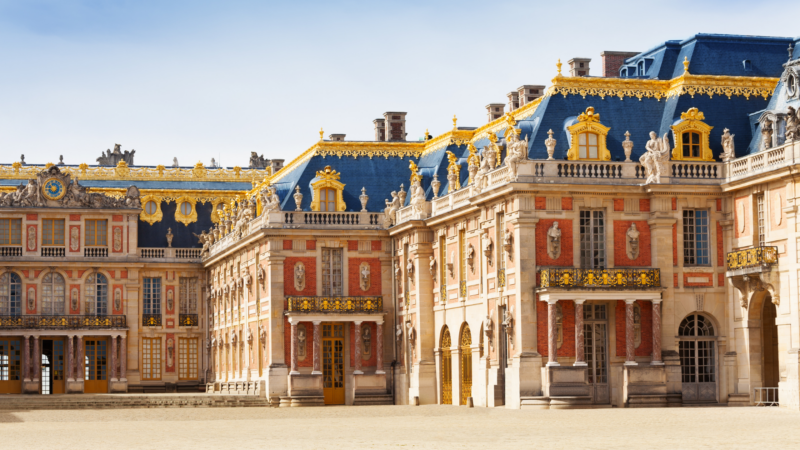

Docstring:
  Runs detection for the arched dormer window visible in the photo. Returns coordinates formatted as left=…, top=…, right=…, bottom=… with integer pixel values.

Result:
left=0, top=272, right=22, bottom=316
left=671, top=108, right=714, bottom=161
left=310, top=166, right=345, bottom=212
left=567, top=107, right=611, bottom=161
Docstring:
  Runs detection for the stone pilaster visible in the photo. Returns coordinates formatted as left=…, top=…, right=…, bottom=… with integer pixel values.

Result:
left=547, top=300, right=559, bottom=366
left=22, top=335, right=30, bottom=382
left=266, top=249, right=288, bottom=403
left=290, top=321, right=298, bottom=374
left=647, top=217, right=676, bottom=356
left=110, top=336, right=118, bottom=381
left=312, top=321, right=321, bottom=375
left=120, top=335, right=128, bottom=381
left=652, top=300, right=663, bottom=365
left=625, top=299, right=637, bottom=365
left=376, top=322, right=384, bottom=374
left=354, top=321, right=363, bottom=375
left=574, top=299, right=586, bottom=366
left=408, top=231, right=436, bottom=404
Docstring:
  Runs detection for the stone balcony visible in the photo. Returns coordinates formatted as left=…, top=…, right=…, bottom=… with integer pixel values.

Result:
left=726, top=246, right=778, bottom=277
left=0, top=315, right=127, bottom=330
left=538, top=268, right=661, bottom=289
left=139, top=247, right=202, bottom=262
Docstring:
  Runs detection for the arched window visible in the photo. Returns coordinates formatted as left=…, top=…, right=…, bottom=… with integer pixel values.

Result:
left=319, top=188, right=336, bottom=212
left=678, top=313, right=717, bottom=402
left=681, top=131, right=701, bottom=159
left=0, top=272, right=22, bottom=316
left=578, top=132, right=599, bottom=159
left=566, top=107, right=611, bottom=161
left=670, top=108, right=714, bottom=161
left=441, top=326, right=452, bottom=404
left=42, top=272, right=65, bottom=315
left=459, top=325, right=472, bottom=405
left=84, top=273, right=108, bottom=316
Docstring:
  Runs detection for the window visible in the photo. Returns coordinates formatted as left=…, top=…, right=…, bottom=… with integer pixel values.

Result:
left=179, top=277, right=198, bottom=314
left=144, top=201, right=158, bottom=215
left=41, top=272, right=65, bottom=315
left=459, top=229, right=466, bottom=297
left=180, top=202, right=192, bottom=216
left=0, top=339, right=21, bottom=381
left=681, top=131, right=701, bottom=159
left=321, top=248, right=343, bottom=296
left=85, top=219, right=107, bottom=247
left=0, top=219, right=21, bottom=245
left=678, top=313, right=716, bottom=384
left=141, top=337, right=161, bottom=381
left=42, top=219, right=65, bottom=246
left=580, top=210, right=606, bottom=268
left=0, top=272, right=22, bottom=316
left=756, top=194, right=766, bottom=247
left=143, top=278, right=162, bottom=315
left=84, top=273, right=108, bottom=315
left=578, top=132, right=599, bottom=159
left=320, top=188, right=336, bottom=212
left=683, top=210, right=709, bottom=265
left=179, top=337, right=198, bottom=380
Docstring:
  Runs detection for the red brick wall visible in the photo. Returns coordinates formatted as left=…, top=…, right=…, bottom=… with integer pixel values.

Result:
left=639, top=199, right=650, bottom=212
left=536, top=219, right=573, bottom=266
left=613, top=221, right=651, bottom=266
left=562, top=197, right=573, bottom=211
left=635, top=301, right=653, bottom=357
left=283, top=319, right=314, bottom=368
left=718, top=273, right=724, bottom=287
left=716, top=198, right=722, bottom=212
left=307, top=240, right=316, bottom=250
left=349, top=322, right=377, bottom=367
left=535, top=197, right=546, bottom=210
left=348, top=258, right=381, bottom=295
left=348, top=240, right=358, bottom=251
left=613, top=199, right=624, bottom=211
left=371, top=240, right=381, bottom=251
left=674, top=273, right=679, bottom=288
left=284, top=257, right=316, bottom=296
left=283, top=240, right=292, bottom=250
left=536, top=300, right=575, bottom=357
left=716, top=222, right=724, bottom=266
left=615, top=301, right=625, bottom=358
left=672, top=198, right=677, bottom=211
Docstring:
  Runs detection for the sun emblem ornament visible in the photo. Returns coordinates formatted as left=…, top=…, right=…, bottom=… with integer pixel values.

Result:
left=42, top=178, right=66, bottom=201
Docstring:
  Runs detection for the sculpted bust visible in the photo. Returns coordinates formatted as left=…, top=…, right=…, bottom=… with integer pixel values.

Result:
left=626, top=223, right=640, bottom=260
left=547, top=221, right=562, bottom=259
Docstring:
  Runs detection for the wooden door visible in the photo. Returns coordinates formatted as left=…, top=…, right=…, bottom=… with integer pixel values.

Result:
left=322, top=323, right=344, bottom=405
left=41, top=339, right=65, bottom=394
left=84, top=339, right=108, bottom=393
left=0, top=338, right=22, bottom=394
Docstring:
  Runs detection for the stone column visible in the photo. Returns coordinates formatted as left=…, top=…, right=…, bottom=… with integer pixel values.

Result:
left=120, top=335, right=128, bottom=380
left=312, top=321, right=322, bottom=375
left=22, top=335, right=30, bottom=381
left=110, top=336, right=118, bottom=381
left=574, top=299, right=587, bottom=366
left=354, top=321, right=363, bottom=375
left=547, top=300, right=559, bottom=366
left=33, top=336, right=40, bottom=382
left=290, top=321, right=299, bottom=374
left=376, top=321, right=385, bottom=374
left=76, top=336, right=84, bottom=380
left=651, top=300, right=664, bottom=365
left=625, top=299, right=637, bottom=366
left=66, top=335, right=74, bottom=381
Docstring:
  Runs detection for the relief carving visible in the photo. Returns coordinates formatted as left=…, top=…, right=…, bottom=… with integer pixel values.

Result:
left=27, top=287, right=35, bottom=312
left=297, top=324, right=307, bottom=360
left=27, top=226, right=35, bottom=251
left=114, top=288, right=122, bottom=312
left=294, top=262, right=306, bottom=292
left=359, top=262, right=371, bottom=291
left=166, top=337, right=175, bottom=368
left=362, top=326, right=372, bottom=359
left=70, top=227, right=79, bottom=251
left=113, top=227, right=122, bottom=252
left=626, top=223, right=641, bottom=260
left=547, top=222, right=562, bottom=260
left=70, top=288, right=79, bottom=312
left=166, top=288, right=174, bottom=312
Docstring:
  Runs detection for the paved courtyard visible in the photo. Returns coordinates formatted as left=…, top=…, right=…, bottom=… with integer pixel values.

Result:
left=0, top=405, right=797, bottom=449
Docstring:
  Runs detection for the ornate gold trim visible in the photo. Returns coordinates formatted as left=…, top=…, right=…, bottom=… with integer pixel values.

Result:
left=0, top=161, right=266, bottom=183
left=671, top=108, right=714, bottom=161
left=310, top=166, right=346, bottom=212
left=174, top=195, right=198, bottom=226
left=446, top=151, right=461, bottom=193
left=140, top=195, right=163, bottom=225
left=566, top=107, right=611, bottom=161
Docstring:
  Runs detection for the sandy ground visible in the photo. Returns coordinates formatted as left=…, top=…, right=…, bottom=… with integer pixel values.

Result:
left=0, top=405, right=798, bottom=449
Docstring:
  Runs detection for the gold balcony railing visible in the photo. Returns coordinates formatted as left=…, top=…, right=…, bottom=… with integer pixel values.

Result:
left=727, top=246, right=778, bottom=270
left=287, top=296, right=383, bottom=314
left=539, top=268, right=661, bottom=288
left=0, top=315, right=126, bottom=329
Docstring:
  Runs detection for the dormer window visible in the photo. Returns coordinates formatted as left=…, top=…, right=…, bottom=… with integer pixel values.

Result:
left=578, top=132, right=599, bottom=159
left=310, top=166, right=345, bottom=212
left=671, top=108, right=714, bottom=161
left=566, top=107, right=611, bottom=161
left=319, top=188, right=337, bottom=212
left=681, top=131, right=701, bottom=159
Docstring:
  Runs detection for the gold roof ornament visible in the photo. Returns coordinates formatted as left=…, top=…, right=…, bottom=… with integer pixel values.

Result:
left=577, top=106, right=601, bottom=123
left=319, top=128, right=324, bottom=141
left=505, top=114, right=520, bottom=135
left=409, top=160, right=422, bottom=184
left=115, top=160, right=130, bottom=178
left=557, top=59, right=562, bottom=76
left=683, top=56, right=690, bottom=74
left=452, top=115, right=458, bottom=130
left=680, top=107, right=705, bottom=121
left=315, top=165, right=341, bottom=181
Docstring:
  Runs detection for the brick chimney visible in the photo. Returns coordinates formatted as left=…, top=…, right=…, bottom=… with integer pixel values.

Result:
left=270, top=159, right=284, bottom=173
left=383, top=112, right=407, bottom=141
left=329, top=134, right=346, bottom=141
left=600, top=51, right=640, bottom=77
left=517, top=85, right=545, bottom=107
left=507, top=91, right=520, bottom=112
left=486, top=104, right=504, bottom=122
left=568, top=58, right=591, bottom=77
left=373, top=119, right=386, bottom=141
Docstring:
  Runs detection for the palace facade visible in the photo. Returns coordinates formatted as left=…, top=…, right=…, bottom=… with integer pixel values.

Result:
left=2, top=33, right=800, bottom=410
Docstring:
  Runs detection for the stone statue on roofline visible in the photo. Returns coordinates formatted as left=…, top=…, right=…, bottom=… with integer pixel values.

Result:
left=786, top=106, right=800, bottom=142
left=383, top=191, right=400, bottom=228
left=249, top=152, right=269, bottom=169
left=639, top=131, right=671, bottom=184
left=409, top=175, right=426, bottom=216
left=720, top=128, right=735, bottom=162
left=96, top=143, right=135, bottom=166
left=504, top=128, right=529, bottom=181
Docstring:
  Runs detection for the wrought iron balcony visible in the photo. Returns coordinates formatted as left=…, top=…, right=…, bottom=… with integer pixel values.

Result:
left=727, top=246, right=778, bottom=270
left=287, top=296, right=382, bottom=314
left=142, top=314, right=162, bottom=327
left=0, top=315, right=126, bottom=329
left=179, top=314, right=199, bottom=327
left=539, top=268, right=661, bottom=289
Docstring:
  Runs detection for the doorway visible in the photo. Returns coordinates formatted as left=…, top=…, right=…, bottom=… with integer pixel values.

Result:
left=322, top=323, right=344, bottom=405
left=762, top=299, right=779, bottom=389
left=84, top=338, right=108, bottom=394
left=584, top=304, right=609, bottom=404
left=679, top=313, right=717, bottom=402
left=41, top=339, right=65, bottom=394
left=440, top=326, right=452, bottom=404
left=0, top=338, right=22, bottom=394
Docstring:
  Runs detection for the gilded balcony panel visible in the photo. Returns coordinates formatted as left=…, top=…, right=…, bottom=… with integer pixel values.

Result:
left=287, top=296, right=382, bottom=314
left=0, top=315, right=126, bottom=329
left=726, top=246, right=778, bottom=271
left=539, top=268, right=661, bottom=289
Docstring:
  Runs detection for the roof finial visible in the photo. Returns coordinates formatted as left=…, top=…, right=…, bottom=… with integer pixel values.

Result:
left=683, top=56, right=690, bottom=73
left=557, top=59, right=562, bottom=76
left=452, top=115, right=457, bottom=130
left=319, top=128, right=324, bottom=141
left=425, top=128, right=429, bottom=141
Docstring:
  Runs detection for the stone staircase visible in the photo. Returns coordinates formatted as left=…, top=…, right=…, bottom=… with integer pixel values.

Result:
left=0, top=394, right=271, bottom=410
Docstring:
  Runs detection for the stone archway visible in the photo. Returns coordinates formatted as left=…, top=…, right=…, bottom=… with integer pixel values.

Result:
left=762, top=296, right=779, bottom=389
left=745, top=288, right=778, bottom=393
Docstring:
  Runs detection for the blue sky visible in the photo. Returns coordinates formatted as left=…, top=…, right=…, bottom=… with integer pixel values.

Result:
left=0, top=0, right=798, bottom=167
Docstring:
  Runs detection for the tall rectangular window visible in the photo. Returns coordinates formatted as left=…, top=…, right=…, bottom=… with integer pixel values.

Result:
left=42, top=219, right=65, bottom=246
left=143, top=278, right=162, bottom=315
left=496, top=213, right=505, bottom=272
left=321, top=248, right=343, bottom=296
left=0, top=219, right=22, bottom=245
left=580, top=210, right=605, bottom=268
left=179, top=277, right=198, bottom=314
left=439, top=234, right=447, bottom=300
left=756, top=194, right=766, bottom=247
left=179, top=337, right=198, bottom=380
left=683, top=210, right=709, bottom=265
left=459, top=229, right=466, bottom=297
left=141, top=337, right=161, bottom=381
left=85, top=219, right=107, bottom=246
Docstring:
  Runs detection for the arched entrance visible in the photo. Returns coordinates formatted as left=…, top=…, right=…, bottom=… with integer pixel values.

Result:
left=459, top=325, right=472, bottom=405
left=762, top=297, right=779, bottom=389
left=678, top=313, right=717, bottom=403
left=440, top=327, right=452, bottom=404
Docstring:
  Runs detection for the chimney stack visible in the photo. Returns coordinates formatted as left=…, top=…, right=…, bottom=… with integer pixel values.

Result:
left=486, top=104, right=505, bottom=122
left=568, top=58, right=591, bottom=77
left=507, top=91, right=520, bottom=112
left=329, top=134, right=346, bottom=141
left=383, top=112, right=407, bottom=141
left=373, top=119, right=386, bottom=141
left=600, top=51, right=640, bottom=77
left=517, top=85, right=545, bottom=107
left=270, top=159, right=284, bottom=174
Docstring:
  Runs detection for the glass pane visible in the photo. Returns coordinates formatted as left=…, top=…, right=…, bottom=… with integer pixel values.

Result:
left=579, top=134, right=586, bottom=145
left=588, top=133, right=597, bottom=145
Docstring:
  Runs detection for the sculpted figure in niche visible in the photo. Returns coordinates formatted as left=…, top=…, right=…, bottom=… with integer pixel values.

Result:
left=167, top=338, right=175, bottom=368
left=484, top=313, right=494, bottom=351
left=633, top=304, right=642, bottom=348
left=429, top=256, right=436, bottom=279
left=360, top=262, right=371, bottom=291
left=362, top=326, right=372, bottom=359
left=547, top=222, right=561, bottom=259
left=626, top=223, right=641, bottom=260
left=504, top=129, right=529, bottom=181
left=114, top=288, right=121, bottom=312
left=27, top=287, right=35, bottom=312
left=762, top=121, right=773, bottom=150
left=640, top=131, right=670, bottom=184
left=294, top=262, right=306, bottom=292
left=787, top=106, right=799, bottom=141
left=297, top=324, right=307, bottom=359
left=383, top=191, right=400, bottom=228
left=406, top=259, right=414, bottom=281
left=720, top=128, right=736, bottom=162
left=71, top=288, right=79, bottom=312
left=167, top=289, right=174, bottom=312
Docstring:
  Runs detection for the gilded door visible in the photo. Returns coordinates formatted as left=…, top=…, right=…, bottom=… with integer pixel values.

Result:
left=84, top=339, right=108, bottom=393
left=584, top=304, right=609, bottom=404
left=441, top=328, right=452, bottom=404
left=41, top=339, right=65, bottom=394
left=459, top=325, right=472, bottom=405
left=322, top=323, right=344, bottom=405
left=0, top=338, right=22, bottom=394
